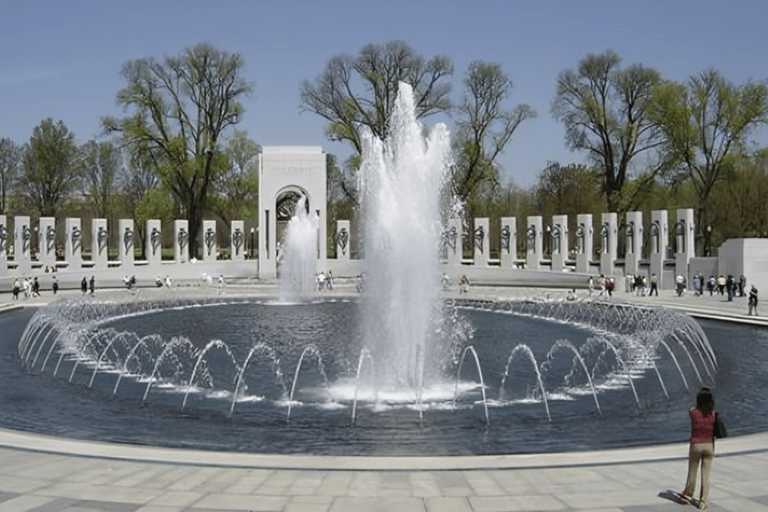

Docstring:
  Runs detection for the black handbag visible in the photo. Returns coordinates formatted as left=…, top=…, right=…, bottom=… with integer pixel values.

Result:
left=713, top=413, right=727, bottom=438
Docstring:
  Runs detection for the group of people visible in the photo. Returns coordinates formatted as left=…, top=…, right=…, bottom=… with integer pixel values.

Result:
left=625, top=274, right=659, bottom=296
left=11, top=276, right=43, bottom=299
left=705, top=274, right=747, bottom=301
left=690, top=273, right=758, bottom=315
left=153, top=275, right=173, bottom=288
left=588, top=274, right=616, bottom=296
left=316, top=271, right=333, bottom=291
left=80, top=276, right=95, bottom=295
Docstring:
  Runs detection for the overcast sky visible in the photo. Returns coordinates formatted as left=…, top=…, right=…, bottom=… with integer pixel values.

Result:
left=2, top=0, right=766, bottom=188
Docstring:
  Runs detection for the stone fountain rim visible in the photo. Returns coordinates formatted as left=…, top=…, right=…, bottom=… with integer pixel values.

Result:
left=6, top=290, right=767, bottom=470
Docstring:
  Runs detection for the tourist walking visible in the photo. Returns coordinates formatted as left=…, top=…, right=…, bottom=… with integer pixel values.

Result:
left=748, top=286, right=759, bottom=316
left=89, top=276, right=95, bottom=295
left=81, top=277, right=88, bottom=295
left=693, top=272, right=702, bottom=296
left=12, top=278, right=20, bottom=300
left=676, top=275, right=686, bottom=297
left=717, top=275, right=726, bottom=295
left=52, top=276, right=58, bottom=294
left=649, top=274, right=658, bottom=296
left=680, top=387, right=719, bottom=509
left=459, top=274, right=470, bottom=294
left=707, top=276, right=715, bottom=296
left=726, top=275, right=734, bottom=302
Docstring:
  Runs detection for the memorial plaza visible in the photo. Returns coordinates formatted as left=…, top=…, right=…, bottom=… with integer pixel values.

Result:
left=1, top=281, right=767, bottom=512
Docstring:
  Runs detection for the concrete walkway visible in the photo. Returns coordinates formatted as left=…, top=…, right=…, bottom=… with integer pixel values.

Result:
left=1, top=283, right=767, bottom=511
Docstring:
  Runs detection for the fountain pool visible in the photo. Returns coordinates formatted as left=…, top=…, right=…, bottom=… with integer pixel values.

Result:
left=9, top=294, right=767, bottom=456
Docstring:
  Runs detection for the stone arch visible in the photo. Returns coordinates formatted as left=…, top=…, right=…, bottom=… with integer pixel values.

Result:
left=257, top=146, right=327, bottom=279
left=275, top=186, right=311, bottom=221
left=274, top=186, right=313, bottom=253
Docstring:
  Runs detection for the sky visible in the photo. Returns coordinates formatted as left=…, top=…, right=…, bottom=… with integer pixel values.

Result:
left=2, top=0, right=766, bottom=188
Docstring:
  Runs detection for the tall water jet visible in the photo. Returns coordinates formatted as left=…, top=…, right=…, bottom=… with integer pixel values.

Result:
left=359, top=82, right=451, bottom=391
left=279, top=196, right=319, bottom=302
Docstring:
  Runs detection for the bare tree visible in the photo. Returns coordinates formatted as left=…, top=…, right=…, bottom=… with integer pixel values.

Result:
left=300, top=40, right=453, bottom=203
left=552, top=50, right=665, bottom=213
left=81, top=140, right=121, bottom=218
left=104, top=43, right=252, bottom=257
left=0, top=138, right=21, bottom=213
left=453, top=60, right=536, bottom=207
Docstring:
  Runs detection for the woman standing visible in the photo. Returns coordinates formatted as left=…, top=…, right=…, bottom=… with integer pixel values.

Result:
left=680, top=387, right=717, bottom=509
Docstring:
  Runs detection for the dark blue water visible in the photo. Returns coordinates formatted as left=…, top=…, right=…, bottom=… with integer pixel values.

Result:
left=3, top=300, right=766, bottom=455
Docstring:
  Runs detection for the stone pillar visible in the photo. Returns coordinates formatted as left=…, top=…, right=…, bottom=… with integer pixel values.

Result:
left=443, top=219, right=462, bottom=266
left=0, top=215, right=7, bottom=276
left=500, top=217, right=516, bottom=268
left=599, top=213, right=618, bottom=276
left=315, top=207, right=327, bottom=270
left=65, top=217, right=82, bottom=269
left=201, top=220, right=217, bottom=262
left=119, top=219, right=135, bottom=268
left=675, top=208, right=695, bottom=281
left=259, top=206, right=275, bottom=279
left=231, top=221, right=245, bottom=261
left=91, top=219, right=109, bottom=270
left=472, top=218, right=489, bottom=266
left=575, top=214, right=593, bottom=274
left=550, top=215, right=568, bottom=271
left=336, top=220, right=351, bottom=261
left=649, top=210, right=668, bottom=289
left=146, top=220, right=162, bottom=267
left=39, top=217, right=56, bottom=269
left=174, top=220, right=189, bottom=263
left=625, top=211, right=643, bottom=277
left=526, top=216, right=543, bottom=270
left=13, top=216, right=32, bottom=274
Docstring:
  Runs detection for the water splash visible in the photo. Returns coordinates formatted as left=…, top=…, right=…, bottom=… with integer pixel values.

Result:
left=279, top=196, right=319, bottom=303
left=359, top=82, right=451, bottom=394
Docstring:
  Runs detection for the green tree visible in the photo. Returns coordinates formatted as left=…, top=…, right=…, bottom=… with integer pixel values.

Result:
left=326, top=153, right=357, bottom=257
left=300, top=40, right=453, bottom=203
left=651, top=69, right=768, bottom=252
left=534, top=161, right=602, bottom=218
left=552, top=50, right=665, bottom=214
left=20, top=119, right=81, bottom=216
left=452, top=61, right=536, bottom=208
left=0, top=138, right=22, bottom=214
left=209, top=129, right=260, bottom=229
left=708, top=150, right=768, bottom=245
left=104, top=43, right=253, bottom=257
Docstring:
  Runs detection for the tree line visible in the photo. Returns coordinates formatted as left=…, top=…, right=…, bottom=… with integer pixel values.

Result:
left=0, top=42, right=765, bottom=259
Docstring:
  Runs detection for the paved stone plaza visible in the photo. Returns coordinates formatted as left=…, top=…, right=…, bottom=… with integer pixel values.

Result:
left=1, top=284, right=767, bottom=512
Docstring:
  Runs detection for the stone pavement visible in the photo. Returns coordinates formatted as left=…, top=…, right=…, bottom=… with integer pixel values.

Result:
left=1, top=283, right=767, bottom=512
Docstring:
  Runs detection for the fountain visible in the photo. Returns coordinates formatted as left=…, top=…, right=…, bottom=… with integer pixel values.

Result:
left=278, top=196, right=318, bottom=303
left=356, top=82, right=451, bottom=404
left=6, top=83, right=754, bottom=456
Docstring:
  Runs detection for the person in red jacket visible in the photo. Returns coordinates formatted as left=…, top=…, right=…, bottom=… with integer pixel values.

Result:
left=680, top=387, right=717, bottom=509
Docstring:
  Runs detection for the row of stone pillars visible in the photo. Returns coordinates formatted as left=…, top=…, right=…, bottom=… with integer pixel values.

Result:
left=0, top=215, right=250, bottom=276
left=433, top=208, right=696, bottom=286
